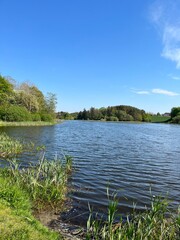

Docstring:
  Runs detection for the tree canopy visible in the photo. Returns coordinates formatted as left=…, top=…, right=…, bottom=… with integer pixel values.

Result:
left=170, top=107, right=180, bottom=123
left=0, top=75, right=57, bottom=122
left=75, top=105, right=151, bottom=122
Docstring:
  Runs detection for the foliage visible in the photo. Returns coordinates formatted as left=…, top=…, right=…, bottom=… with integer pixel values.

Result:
left=0, top=132, right=23, bottom=158
left=171, top=115, right=180, bottom=124
left=170, top=107, right=180, bottom=118
left=44, top=92, right=57, bottom=116
left=106, top=116, right=119, bottom=121
left=0, top=105, right=32, bottom=122
left=3, top=153, right=73, bottom=210
left=0, top=75, right=57, bottom=122
left=86, top=193, right=180, bottom=240
left=31, top=113, right=41, bottom=121
left=57, top=111, right=76, bottom=120
left=170, top=107, right=180, bottom=123
left=40, top=113, right=54, bottom=122
left=76, top=105, right=149, bottom=122
left=0, top=75, right=14, bottom=105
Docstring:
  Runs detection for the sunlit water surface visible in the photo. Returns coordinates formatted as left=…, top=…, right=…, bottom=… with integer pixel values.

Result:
left=1, top=121, right=180, bottom=225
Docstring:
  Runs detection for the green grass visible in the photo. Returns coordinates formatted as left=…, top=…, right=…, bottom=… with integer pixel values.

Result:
left=2, top=154, right=73, bottom=211
left=86, top=193, right=180, bottom=240
left=0, top=155, right=72, bottom=239
left=0, top=132, right=73, bottom=239
left=0, top=175, right=60, bottom=240
left=0, top=121, right=56, bottom=127
left=150, top=115, right=171, bottom=123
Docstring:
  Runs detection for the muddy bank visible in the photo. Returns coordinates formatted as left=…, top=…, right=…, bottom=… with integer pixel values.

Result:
left=35, top=209, right=86, bottom=240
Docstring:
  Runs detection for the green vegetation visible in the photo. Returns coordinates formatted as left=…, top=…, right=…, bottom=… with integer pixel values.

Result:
left=56, top=111, right=75, bottom=120
left=150, top=115, right=171, bottom=123
left=86, top=192, right=180, bottom=240
left=2, top=154, right=72, bottom=211
left=0, top=75, right=57, bottom=122
left=170, top=107, right=180, bottom=123
left=0, top=133, right=23, bottom=158
left=0, top=132, right=72, bottom=239
left=0, top=175, right=60, bottom=240
left=0, top=133, right=180, bottom=239
left=0, top=121, right=56, bottom=127
left=74, top=105, right=151, bottom=122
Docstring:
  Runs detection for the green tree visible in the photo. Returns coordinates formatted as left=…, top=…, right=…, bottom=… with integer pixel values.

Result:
left=171, top=107, right=180, bottom=118
left=45, top=92, right=57, bottom=115
left=30, top=86, right=46, bottom=112
left=0, top=75, right=14, bottom=104
left=15, top=90, right=39, bottom=112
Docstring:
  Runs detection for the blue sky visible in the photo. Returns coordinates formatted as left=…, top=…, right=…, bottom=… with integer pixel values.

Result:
left=0, top=0, right=180, bottom=113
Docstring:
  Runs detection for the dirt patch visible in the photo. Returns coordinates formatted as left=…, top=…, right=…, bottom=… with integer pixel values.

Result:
left=34, top=209, right=86, bottom=240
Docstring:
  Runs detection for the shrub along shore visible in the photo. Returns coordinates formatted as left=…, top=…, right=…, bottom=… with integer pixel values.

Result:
left=0, top=133, right=179, bottom=239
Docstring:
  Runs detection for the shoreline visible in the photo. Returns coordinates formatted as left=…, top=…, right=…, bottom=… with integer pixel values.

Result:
left=0, top=120, right=64, bottom=127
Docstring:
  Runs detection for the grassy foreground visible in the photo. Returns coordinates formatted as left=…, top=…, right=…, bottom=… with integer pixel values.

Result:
left=0, top=155, right=72, bottom=239
left=0, top=175, right=60, bottom=240
left=0, top=132, right=72, bottom=239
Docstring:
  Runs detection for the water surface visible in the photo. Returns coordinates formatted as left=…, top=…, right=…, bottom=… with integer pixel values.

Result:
left=1, top=121, right=180, bottom=225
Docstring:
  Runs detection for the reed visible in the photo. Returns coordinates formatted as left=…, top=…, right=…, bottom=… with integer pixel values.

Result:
left=0, top=132, right=36, bottom=158
left=0, top=132, right=23, bottom=158
left=2, top=153, right=73, bottom=211
left=86, top=193, right=180, bottom=240
left=0, top=121, right=56, bottom=127
left=0, top=133, right=72, bottom=239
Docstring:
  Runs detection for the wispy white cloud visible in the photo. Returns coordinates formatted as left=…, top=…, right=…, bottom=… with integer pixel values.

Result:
left=150, top=0, right=180, bottom=68
left=152, top=88, right=179, bottom=96
left=169, top=74, right=180, bottom=80
left=131, top=88, right=150, bottom=95
left=135, top=90, right=150, bottom=95
left=132, top=87, right=179, bottom=96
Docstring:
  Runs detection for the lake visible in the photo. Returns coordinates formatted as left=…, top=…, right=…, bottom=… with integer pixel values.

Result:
left=1, top=121, right=180, bottom=226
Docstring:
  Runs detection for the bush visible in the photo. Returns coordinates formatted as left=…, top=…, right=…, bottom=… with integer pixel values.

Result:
left=171, top=115, right=180, bottom=124
left=0, top=105, right=32, bottom=122
left=31, top=113, right=41, bottom=121
left=40, top=113, right=53, bottom=122
left=106, top=116, right=119, bottom=121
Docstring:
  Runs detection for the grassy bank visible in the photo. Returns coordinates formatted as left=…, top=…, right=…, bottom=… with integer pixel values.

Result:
left=0, top=121, right=57, bottom=127
left=150, top=115, right=171, bottom=123
left=0, top=132, right=72, bottom=239
left=0, top=174, right=60, bottom=240
left=0, top=155, right=72, bottom=239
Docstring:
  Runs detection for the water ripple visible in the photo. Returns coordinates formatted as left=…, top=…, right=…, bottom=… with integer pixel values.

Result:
left=2, top=121, right=180, bottom=225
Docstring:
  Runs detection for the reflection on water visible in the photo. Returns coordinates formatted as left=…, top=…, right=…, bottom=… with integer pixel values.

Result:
left=1, top=121, right=180, bottom=225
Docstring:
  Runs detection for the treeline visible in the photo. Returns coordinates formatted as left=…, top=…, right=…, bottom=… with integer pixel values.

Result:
left=0, top=75, right=57, bottom=122
left=75, top=105, right=151, bottom=122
